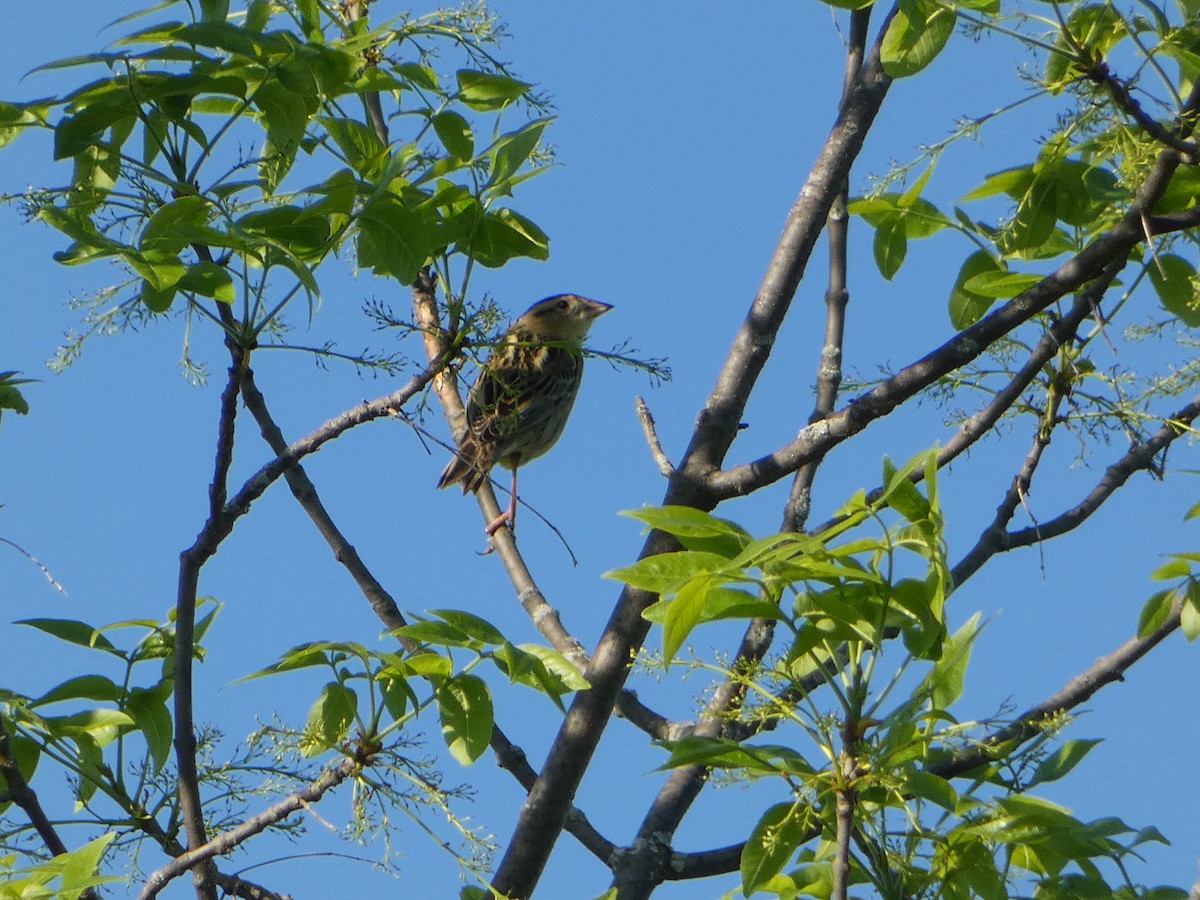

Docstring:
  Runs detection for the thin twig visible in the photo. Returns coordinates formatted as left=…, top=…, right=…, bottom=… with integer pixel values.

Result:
left=635, top=396, right=675, bottom=477
left=239, top=368, right=414, bottom=644
left=138, top=759, right=358, bottom=899
left=952, top=391, right=1200, bottom=585
left=0, top=536, right=67, bottom=594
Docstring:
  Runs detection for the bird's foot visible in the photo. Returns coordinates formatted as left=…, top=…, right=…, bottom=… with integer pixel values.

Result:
left=483, top=511, right=513, bottom=537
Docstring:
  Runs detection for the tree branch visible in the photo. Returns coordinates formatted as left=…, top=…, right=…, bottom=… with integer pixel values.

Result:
left=928, top=595, right=1183, bottom=779
left=635, top=396, right=676, bottom=478
left=138, top=758, right=358, bottom=900
left=492, top=12, right=898, bottom=898
left=239, top=368, right=415, bottom=643
left=952, top=391, right=1200, bottom=585
left=175, top=351, right=247, bottom=900
left=707, top=146, right=1184, bottom=501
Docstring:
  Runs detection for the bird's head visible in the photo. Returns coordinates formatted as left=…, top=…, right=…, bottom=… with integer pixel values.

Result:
left=512, top=294, right=612, bottom=343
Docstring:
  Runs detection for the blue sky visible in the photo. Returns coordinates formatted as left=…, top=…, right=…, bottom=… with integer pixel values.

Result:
left=2, top=2, right=1198, bottom=897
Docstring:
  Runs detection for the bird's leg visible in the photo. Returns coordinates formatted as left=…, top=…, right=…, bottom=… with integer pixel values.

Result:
left=484, top=466, right=519, bottom=536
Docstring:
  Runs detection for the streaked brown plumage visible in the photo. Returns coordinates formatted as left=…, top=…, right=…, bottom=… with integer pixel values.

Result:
left=438, top=294, right=612, bottom=534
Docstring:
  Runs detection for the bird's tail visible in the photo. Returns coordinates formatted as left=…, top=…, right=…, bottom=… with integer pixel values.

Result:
left=437, top=439, right=491, bottom=493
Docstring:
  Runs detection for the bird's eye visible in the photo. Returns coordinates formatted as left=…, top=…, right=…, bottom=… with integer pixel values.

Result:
left=556, top=299, right=570, bottom=310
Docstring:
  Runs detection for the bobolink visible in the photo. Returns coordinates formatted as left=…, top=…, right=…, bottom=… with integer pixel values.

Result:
left=438, top=294, right=613, bottom=535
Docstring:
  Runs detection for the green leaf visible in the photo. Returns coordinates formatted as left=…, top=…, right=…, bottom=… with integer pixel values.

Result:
left=1148, top=254, right=1200, bottom=327
left=662, top=576, right=710, bottom=664
left=31, top=675, right=123, bottom=708
left=1181, top=591, right=1200, bottom=641
left=1137, top=589, right=1175, bottom=637
left=661, top=737, right=813, bottom=775
left=604, top=550, right=731, bottom=593
left=456, top=69, right=530, bottom=111
left=356, top=195, right=433, bottom=284
left=873, top=214, right=907, bottom=280
left=200, top=0, right=231, bottom=22
left=253, top=79, right=313, bottom=151
left=741, top=802, right=808, bottom=895
left=432, top=110, right=475, bottom=161
left=319, top=114, right=387, bottom=175
left=1028, top=739, right=1102, bottom=787
left=620, top=505, right=752, bottom=557
left=459, top=207, right=549, bottom=267
left=1051, top=160, right=1119, bottom=226
left=906, top=771, right=959, bottom=811
left=491, top=642, right=580, bottom=709
left=961, top=270, right=1044, bottom=299
left=1004, top=180, right=1059, bottom=254
left=880, top=0, right=955, bottom=78
left=487, top=118, right=549, bottom=187
left=948, top=250, right=1005, bottom=329
left=53, top=94, right=135, bottom=160
left=0, top=100, right=48, bottom=149
left=927, top=612, right=980, bottom=709
left=880, top=455, right=931, bottom=522
left=0, top=371, right=32, bottom=421
left=397, top=651, right=453, bottom=679
left=297, top=0, right=321, bottom=37
left=300, top=682, right=357, bottom=756
left=246, top=0, right=272, bottom=31
left=125, top=687, right=174, bottom=774
left=237, top=204, right=331, bottom=260
left=16, top=619, right=120, bottom=655
left=429, top=609, right=506, bottom=645
left=124, top=248, right=186, bottom=294
left=961, top=165, right=1035, bottom=202
left=514, top=643, right=589, bottom=692
left=239, top=642, right=332, bottom=680
left=394, top=619, right=475, bottom=648
left=140, top=196, right=211, bottom=253
left=58, top=833, right=119, bottom=898
left=437, top=674, right=493, bottom=765
left=644, top=587, right=779, bottom=626
left=1151, top=557, right=1192, bottom=581
left=178, top=261, right=234, bottom=303
left=47, top=708, right=136, bottom=740
left=377, top=670, right=416, bottom=723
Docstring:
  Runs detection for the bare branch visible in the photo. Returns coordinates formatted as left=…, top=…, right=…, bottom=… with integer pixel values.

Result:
left=635, top=396, right=676, bottom=478
left=489, top=725, right=617, bottom=864
left=175, top=352, right=247, bottom=900
left=951, top=364, right=1071, bottom=585
left=343, top=0, right=389, bottom=145
left=928, top=595, right=1183, bottom=779
left=138, top=758, right=358, bottom=899
left=707, top=146, right=1185, bottom=502
left=240, top=368, right=414, bottom=643
left=952, top=391, right=1200, bottom=585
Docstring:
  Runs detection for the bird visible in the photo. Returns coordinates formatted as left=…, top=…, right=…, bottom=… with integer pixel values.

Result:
left=437, top=294, right=613, bottom=536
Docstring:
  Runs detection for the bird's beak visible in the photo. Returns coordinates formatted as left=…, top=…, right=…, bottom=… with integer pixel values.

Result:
left=582, top=299, right=613, bottom=319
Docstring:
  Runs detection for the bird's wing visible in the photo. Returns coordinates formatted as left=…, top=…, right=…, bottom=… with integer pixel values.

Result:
left=467, top=345, right=580, bottom=447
